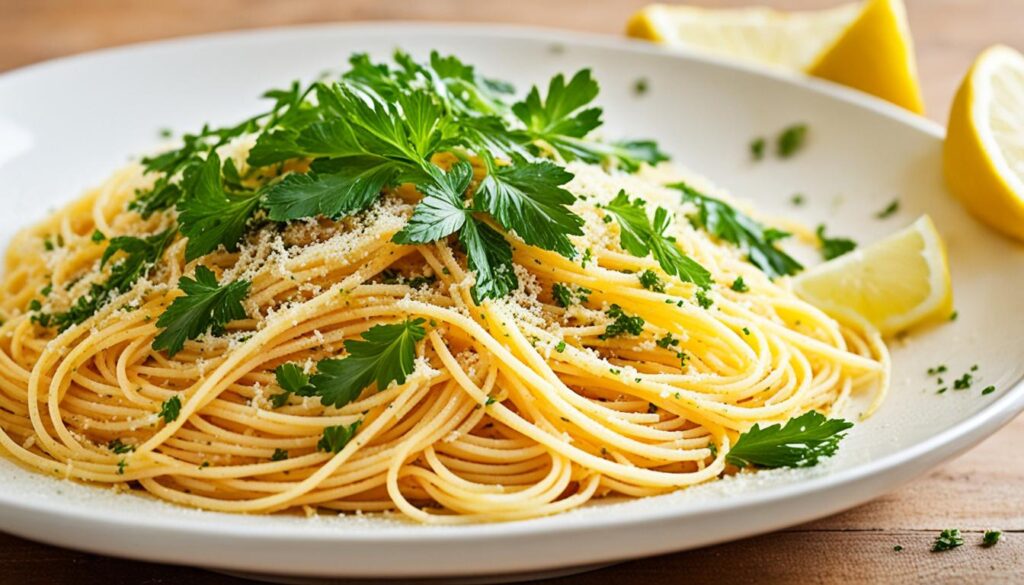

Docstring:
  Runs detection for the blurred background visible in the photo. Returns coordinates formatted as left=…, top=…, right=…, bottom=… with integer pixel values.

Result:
left=2, top=0, right=1022, bottom=121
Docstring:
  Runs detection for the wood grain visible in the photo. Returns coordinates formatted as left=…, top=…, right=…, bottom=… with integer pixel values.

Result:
left=0, top=0, right=1023, bottom=583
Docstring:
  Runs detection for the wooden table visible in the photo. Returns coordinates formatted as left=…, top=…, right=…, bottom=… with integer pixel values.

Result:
left=1, top=1, right=1022, bottom=582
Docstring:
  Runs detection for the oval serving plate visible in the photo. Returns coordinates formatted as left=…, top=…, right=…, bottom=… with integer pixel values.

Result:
left=0, top=23, right=1022, bottom=582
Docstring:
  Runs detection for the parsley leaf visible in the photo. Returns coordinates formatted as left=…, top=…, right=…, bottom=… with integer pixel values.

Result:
left=270, top=363, right=317, bottom=407
left=816, top=225, right=857, bottom=260
left=263, top=156, right=403, bottom=222
left=875, top=199, right=900, bottom=219
left=152, top=266, right=251, bottom=356
left=675, top=182, right=802, bottom=278
left=176, top=153, right=261, bottom=261
left=392, top=162, right=474, bottom=244
left=271, top=448, right=289, bottom=461
left=308, top=318, right=426, bottom=408
left=475, top=160, right=583, bottom=257
left=459, top=218, right=517, bottom=303
left=159, top=395, right=182, bottom=424
left=318, top=420, right=362, bottom=454
left=511, top=69, right=666, bottom=170
left=731, top=276, right=749, bottom=292
left=725, top=411, right=853, bottom=469
left=107, top=438, right=135, bottom=454
left=604, top=191, right=712, bottom=286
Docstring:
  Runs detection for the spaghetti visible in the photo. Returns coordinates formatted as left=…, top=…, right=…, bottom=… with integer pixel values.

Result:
left=0, top=52, right=888, bottom=523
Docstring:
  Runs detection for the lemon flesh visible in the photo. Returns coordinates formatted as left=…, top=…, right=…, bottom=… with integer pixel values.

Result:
left=944, top=45, right=1024, bottom=241
left=793, top=216, right=952, bottom=335
left=627, top=0, right=924, bottom=113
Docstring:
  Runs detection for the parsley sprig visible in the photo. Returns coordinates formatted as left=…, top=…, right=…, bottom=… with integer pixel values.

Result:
left=675, top=182, right=802, bottom=278
left=273, top=318, right=426, bottom=408
left=726, top=411, right=853, bottom=469
left=603, top=191, right=712, bottom=286
left=152, top=266, right=251, bottom=356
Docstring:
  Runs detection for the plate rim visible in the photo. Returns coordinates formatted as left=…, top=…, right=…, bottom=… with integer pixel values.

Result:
left=0, top=19, right=1021, bottom=575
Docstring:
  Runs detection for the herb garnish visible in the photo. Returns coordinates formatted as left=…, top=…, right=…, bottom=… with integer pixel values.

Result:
left=875, top=199, right=900, bottom=219
left=551, top=283, right=590, bottom=308
left=638, top=269, right=666, bottom=293
left=777, top=123, right=808, bottom=158
left=730, top=276, right=749, bottom=292
left=159, top=395, right=182, bottom=424
left=982, top=530, right=1002, bottom=547
left=816, top=225, right=857, bottom=260
left=604, top=190, right=712, bottom=286
left=107, top=438, right=135, bottom=454
left=676, top=182, right=801, bottom=278
left=599, top=304, right=645, bottom=340
left=271, top=448, right=289, bottom=461
left=725, top=411, right=853, bottom=469
left=931, top=529, right=964, bottom=552
left=152, top=266, right=251, bottom=356
left=318, top=420, right=362, bottom=454
left=750, top=137, right=766, bottom=161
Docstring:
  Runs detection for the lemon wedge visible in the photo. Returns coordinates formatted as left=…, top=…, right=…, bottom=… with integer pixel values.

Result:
left=944, top=45, right=1024, bottom=241
left=627, top=0, right=925, bottom=113
left=793, top=216, right=952, bottom=335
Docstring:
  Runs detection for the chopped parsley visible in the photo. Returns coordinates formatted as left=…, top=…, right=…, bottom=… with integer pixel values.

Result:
left=982, top=385, right=996, bottom=396
left=91, top=229, right=106, bottom=243
left=270, top=448, right=289, bottom=461
left=725, top=411, right=853, bottom=469
left=159, top=395, right=182, bottom=424
left=604, top=190, right=711, bottom=286
left=777, top=123, right=808, bottom=158
left=953, top=372, right=973, bottom=390
left=270, top=362, right=317, bottom=408
left=982, top=530, right=1002, bottom=547
left=893, top=545, right=903, bottom=552
left=931, top=529, right=964, bottom=552
left=633, top=78, right=649, bottom=96
left=950, top=310, right=959, bottom=321
left=599, top=304, right=645, bottom=340
left=927, top=365, right=948, bottom=376
left=675, top=182, right=802, bottom=278
left=695, top=288, right=713, bottom=309
left=875, top=199, right=900, bottom=219
left=555, top=341, right=567, bottom=353
left=750, top=137, right=766, bottom=161
left=318, top=420, right=362, bottom=454
left=152, top=266, right=251, bottom=357
left=790, top=193, right=805, bottom=206
left=638, top=269, right=666, bottom=293
left=657, top=333, right=678, bottom=348
left=730, top=276, right=749, bottom=292
left=107, top=438, right=135, bottom=454
left=816, top=225, right=857, bottom=260
left=551, top=283, right=590, bottom=308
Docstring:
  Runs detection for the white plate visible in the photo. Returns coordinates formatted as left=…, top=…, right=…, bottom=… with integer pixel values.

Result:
left=1, top=23, right=1023, bottom=582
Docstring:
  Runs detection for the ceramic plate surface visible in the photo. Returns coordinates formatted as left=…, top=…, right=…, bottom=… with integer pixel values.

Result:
left=0, top=23, right=1022, bottom=581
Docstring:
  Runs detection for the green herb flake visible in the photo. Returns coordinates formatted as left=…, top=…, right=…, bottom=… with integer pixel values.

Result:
left=750, top=137, right=766, bottom=161
left=790, top=193, right=805, bottom=206
left=633, top=78, right=649, bottom=96
left=875, top=199, right=900, bottom=219
left=638, top=269, right=666, bottom=293
left=931, top=529, right=964, bottom=552
left=777, top=123, right=808, bottom=158
left=555, top=341, right=567, bottom=353
left=982, top=385, right=996, bottom=395
left=91, top=229, right=106, bottom=243
left=599, top=304, right=645, bottom=340
left=982, top=530, right=1002, bottom=547
left=318, top=420, right=362, bottom=454
left=159, top=395, right=182, bottom=424
left=816, top=225, right=857, bottom=261
left=107, top=438, right=135, bottom=454
left=271, top=448, right=289, bottom=461
left=731, top=276, right=749, bottom=293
